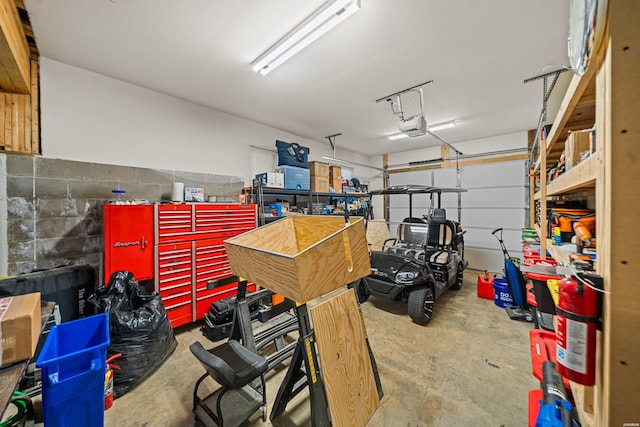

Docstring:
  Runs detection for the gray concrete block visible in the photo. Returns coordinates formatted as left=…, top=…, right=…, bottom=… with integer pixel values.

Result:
left=118, top=183, right=163, bottom=201
left=5, top=154, right=34, bottom=176
left=8, top=217, right=34, bottom=240
left=7, top=197, right=34, bottom=219
left=36, top=217, right=79, bottom=239
left=36, top=158, right=136, bottom=182
left=37, top=236, right=92, bottom=258
left=136, top=168, right=174, bottom=185
left=74, top=199, right=101, bottom=218
left=69, top=180, right=121, bottom=200
left=35, top=177, right=68, bottom=198
left=37, top=198, right=80, bottom=218
left=8, top=240, right=35, bottom=262
left=6, top=177, right=34, bottom=199
left=7, top=261, right=37, bottom=276
left=73, top=216, right=103, bottom=237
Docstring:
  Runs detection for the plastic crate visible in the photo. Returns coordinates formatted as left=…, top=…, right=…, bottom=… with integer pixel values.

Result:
left=36, top=313, right=110, bottom=427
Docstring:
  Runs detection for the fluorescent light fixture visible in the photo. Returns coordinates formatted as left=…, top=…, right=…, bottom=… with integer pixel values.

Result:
left=427, top=120, right=456, bottom=132
left=387, top=120, right=456, bottom=140
left=252, top=0, right=361, bottom=75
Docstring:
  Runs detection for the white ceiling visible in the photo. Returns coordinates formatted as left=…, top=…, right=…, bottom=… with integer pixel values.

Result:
left=24, top=0, right=571, bottom=157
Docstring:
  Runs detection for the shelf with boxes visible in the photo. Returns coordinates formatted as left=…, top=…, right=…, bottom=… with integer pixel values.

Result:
left=249, top=187, right=370, bottom=225
left=252, top=160, right=369, bottom=224
left=525, top=3, right=640, bottom=424
left=103, top=202, right=257, bottom=328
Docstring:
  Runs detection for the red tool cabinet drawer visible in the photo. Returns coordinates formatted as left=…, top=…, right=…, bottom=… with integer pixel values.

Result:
left=156, top=204, right=193, bottom=243
left=194, top=204, right=256, bottom=233
left=162, top=290, right=193, bottom=328
left=194, top=239, right=232, bottom=282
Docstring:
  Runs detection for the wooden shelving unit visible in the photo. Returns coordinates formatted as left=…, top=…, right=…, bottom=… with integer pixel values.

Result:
left=528, top=1, right=640, bottom=425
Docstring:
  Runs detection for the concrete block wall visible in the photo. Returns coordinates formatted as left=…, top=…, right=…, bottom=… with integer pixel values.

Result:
left=0, top=154, right=244, bottom=277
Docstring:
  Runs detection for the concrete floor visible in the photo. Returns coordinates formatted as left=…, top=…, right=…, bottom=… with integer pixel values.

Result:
left=103, top=269, right=538, bottom=427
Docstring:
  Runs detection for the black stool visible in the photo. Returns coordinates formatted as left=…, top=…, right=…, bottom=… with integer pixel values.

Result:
left=190, top=340, right=268, bottom=427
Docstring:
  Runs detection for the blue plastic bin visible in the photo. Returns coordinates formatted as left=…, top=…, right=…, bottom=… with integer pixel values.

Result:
left=36, top=313, right=110, bottom=427
left=493, top=278, right=514, bottom=308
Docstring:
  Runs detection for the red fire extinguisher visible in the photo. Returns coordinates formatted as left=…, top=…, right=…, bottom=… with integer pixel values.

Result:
left=556, top=276, right=599, bottom=385
left=105, top=353, right=122, bottom=410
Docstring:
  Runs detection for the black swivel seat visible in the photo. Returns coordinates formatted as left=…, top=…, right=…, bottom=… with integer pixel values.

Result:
left=190, top=340, right=268, bottom=427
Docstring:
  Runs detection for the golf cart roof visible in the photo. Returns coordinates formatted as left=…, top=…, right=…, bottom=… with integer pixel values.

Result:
left=369, top=185, right=467, bottom=195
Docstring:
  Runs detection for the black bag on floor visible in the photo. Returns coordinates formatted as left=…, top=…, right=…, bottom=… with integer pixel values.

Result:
left=88, top=271, right=178, bottom=398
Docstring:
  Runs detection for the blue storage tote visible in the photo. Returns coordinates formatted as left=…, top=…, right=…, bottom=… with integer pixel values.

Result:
left=276, top=165, right=310, bottom=190
left=493, top=278, right=514, bottom=308
left=36, top=313, right=110, bottom=427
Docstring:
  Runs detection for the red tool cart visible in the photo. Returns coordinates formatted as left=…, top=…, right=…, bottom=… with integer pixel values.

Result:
left=104, top=202, right=257, bottom=328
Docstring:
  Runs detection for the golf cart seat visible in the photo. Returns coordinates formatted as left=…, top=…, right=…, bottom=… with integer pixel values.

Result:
left=425, top=209, right=456, bottom=265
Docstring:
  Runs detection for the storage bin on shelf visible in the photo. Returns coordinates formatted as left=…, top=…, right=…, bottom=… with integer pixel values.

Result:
left=36, top=313, right=110, bottom=427
left=224, top=216, right=370, bottom=303
left=525, top=272, right=561, bottom=315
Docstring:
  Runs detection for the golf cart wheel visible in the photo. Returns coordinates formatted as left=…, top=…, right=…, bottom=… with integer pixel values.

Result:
left=349, top=279, right=369, bottom=303
left=407, top=287, right=434, bottom=325
left=451, top=263, right=464, bottom=290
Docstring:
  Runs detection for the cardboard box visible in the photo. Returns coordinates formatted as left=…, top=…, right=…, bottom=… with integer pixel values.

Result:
left=0, top=292, right=41, bottom=367
left=311, top=175, right=330, bottom=193
left=309, top=161, right=330, bottom=177
left=185, top=187, right=205, bottom=202
left=329, top=165, right=341, bottom=181
left=255, top=172, right=285, bottom=188
left=331, top=177, right=343, bottom=192
left=565, top=130, right=592, bottom=170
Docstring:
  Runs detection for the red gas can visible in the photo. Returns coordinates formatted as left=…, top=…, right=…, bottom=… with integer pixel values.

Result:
left=477, top=271, right=494, bottom=299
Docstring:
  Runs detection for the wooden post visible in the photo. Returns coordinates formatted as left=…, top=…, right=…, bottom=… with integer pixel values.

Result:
left=596, top=1, right=640, bottom=424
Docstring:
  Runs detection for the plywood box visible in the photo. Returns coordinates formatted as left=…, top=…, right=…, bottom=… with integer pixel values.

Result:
left=565, top=130, right=592, bottom=170
left=0, top=293, right=41, bottom=367
left=311, top=175, right=330, bottom=193
left=309, top=161, right=330, bottom=177
left=224, top=216, right=371, bottom=302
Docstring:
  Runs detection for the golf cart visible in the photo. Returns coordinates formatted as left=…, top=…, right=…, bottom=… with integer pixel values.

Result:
left=354, top=185, right=468, bottom=324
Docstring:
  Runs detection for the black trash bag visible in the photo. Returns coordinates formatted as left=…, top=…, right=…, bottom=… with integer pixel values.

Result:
left=88, top=271, right=178, bottom=398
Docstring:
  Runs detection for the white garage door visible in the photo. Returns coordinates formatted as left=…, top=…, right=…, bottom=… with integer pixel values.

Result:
left=388, top=160, right=526, bottom=273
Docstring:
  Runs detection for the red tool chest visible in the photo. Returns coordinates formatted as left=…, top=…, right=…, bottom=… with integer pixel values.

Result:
left=104, top=202, right=256, bottom=328
left=103, top=204, right=154, bottom=285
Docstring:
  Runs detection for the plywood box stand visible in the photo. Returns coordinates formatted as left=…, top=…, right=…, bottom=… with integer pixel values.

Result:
left=224, top=216, right=370, bottom=303
left=309, top=288, right=380, bottom=427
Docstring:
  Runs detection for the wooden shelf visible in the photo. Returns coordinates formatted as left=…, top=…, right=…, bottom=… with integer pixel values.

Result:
left=545, top=239, right=571, bottom=266
left=544, top=67, right=596, bottom=156
left=546, top=153, right=598, bottom=196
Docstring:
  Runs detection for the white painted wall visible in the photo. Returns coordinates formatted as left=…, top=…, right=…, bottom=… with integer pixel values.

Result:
left=39, top=58, right=373, bottom=185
